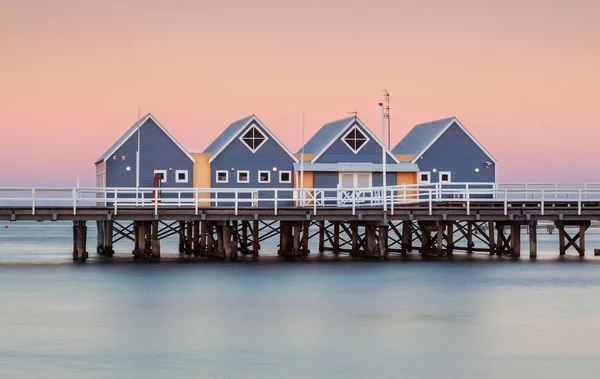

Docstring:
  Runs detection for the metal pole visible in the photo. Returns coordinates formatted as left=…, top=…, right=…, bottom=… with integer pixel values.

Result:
left=379, top=103, right=387, bottom=212
left=300, top=111, right=305, bottom=204
left=136, top=108, right=141, bottom=205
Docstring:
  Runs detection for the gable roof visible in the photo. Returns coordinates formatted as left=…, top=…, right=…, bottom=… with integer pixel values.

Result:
left=392, top=117, right=497, bottom=164
left=300, top=116, right=399, bottom=164
left=205, top=115, right=299, bottom=163
left=96, top=113, right=195, bottom=164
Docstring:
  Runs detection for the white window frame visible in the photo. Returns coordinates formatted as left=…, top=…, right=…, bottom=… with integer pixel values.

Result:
left=341, top=125, right=370, bottom=154
left=439, top=171, right=451, bottom=183
left=237, top=170, right=250, bottom=184
left=175, top=170, right=188, bottom=183
left=418, top=171, right=430, bottom=184
left=279, top=170, right=292, bottom=184
left=216, top=170, right=229, bottom=183
left=338, top=172, right=373, bottom=189
left=154, top=170, right=167, bottom=183
left=258, top=170, right=271, bottom=184
left=239, top=124, right=269, bottom=153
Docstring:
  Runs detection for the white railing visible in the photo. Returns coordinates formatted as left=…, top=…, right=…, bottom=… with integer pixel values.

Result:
left=0, top=182, right=600, bottom=217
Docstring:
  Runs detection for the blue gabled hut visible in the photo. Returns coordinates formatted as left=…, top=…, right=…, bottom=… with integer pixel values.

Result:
left=295, top=116, right=419, bottom=206
left=198, top=115, right=299, bottom=207
left=392, top=117, right=497, bottom=198
left=95, top=113, right=196, bottom=201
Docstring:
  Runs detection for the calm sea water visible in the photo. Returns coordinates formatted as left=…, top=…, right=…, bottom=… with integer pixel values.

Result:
left=2, top=221, right=600, bottom=378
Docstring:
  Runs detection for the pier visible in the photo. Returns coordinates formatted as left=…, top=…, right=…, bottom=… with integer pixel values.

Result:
left=1, top=182, right=600, bottom=261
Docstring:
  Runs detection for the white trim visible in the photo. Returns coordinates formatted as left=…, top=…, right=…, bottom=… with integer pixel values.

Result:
left=102, top=114, right=196, bottom=164
left=279, top=170, right=292, bottom=183
left=208, top=116, right=299, bottom=164
left=216, top=170, right=229, bottom=183
left=175, top=170, right=188, bottom=183
left=258, top=170, right=271, bottom=184
left=439, top=171, right=451, bottom=183
left=154, top=170, right=167, bottom=183
left=410, top=118, right=498, bottom=164
left=338, top=172, right=373, bottom=189
left=418, top=171, right=431, bottom=184
left=310, top=118, right=399, bottom=164
left=237, top=170, right=250, bottom=183
left=341, top=124, right=370, bottom=154
left=238, top=124, right=269, bottom=153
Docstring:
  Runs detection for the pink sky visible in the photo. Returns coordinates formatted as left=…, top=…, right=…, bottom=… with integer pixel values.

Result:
left=1, top=0, right=598, bottom=186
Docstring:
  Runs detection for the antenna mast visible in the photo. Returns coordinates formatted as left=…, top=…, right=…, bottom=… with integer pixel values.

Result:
left=383, top=89, right=390, bottom=148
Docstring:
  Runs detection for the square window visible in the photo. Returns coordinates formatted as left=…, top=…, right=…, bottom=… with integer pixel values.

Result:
left=175, top=170, right=188, bottom=183
left=342, top=125, right=370, bottom=153
left=258, top=170, right=270, bottom=183
left=279, top=170, right=291, bottom=183
left=154, top=170, right=167, bottom=183
left=216, top=170, right=228, bottom=183
left=439, top=171, right=451, bottom=183
left=239, top=125, right=268, bottom=153
left=419, top=172, right=430, bottom=184
left=237, top=170, right=249, bottom=183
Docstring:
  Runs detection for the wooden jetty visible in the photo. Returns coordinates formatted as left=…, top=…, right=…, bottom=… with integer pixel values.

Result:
left=1, top=183, right=600, bottom=261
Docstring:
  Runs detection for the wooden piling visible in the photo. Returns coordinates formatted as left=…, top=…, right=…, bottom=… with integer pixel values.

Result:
left=193, top=221, right=200, bottom=256
left=488, top=221, right=495, bottom=255
left=529, top=221, right=537, bottom=259
left=223, top=223, right=232, bottom=259
left=105, top=220, right=114, bottom=256
left=252, top=220, right=259, bottom=256
left=378, top=224, right=388, bottom=259
left=151, top=220, right=161, bottom=258
left=178, top=221, right=185, bottom=253
left=511, top=223, right=521, bottom=257
left=401, top=221, right=411, bottom=255
left=318, top=221, right=325, bottom=252
left=72, top=220, right=88, bottom=261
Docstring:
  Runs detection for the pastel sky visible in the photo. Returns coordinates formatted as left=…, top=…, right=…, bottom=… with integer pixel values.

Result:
left=1, top=0, right=598, bottom=186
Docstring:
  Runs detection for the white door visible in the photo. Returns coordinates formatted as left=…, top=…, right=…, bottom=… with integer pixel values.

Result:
left=338, top=172, right=372, bottom=205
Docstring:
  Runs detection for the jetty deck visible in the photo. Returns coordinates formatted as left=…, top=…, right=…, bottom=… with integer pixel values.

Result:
left=2, top=182, right=600, bottom=262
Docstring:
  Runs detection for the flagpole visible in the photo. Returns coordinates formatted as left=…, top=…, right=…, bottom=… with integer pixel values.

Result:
left=300, top=111, right=305, bottom=205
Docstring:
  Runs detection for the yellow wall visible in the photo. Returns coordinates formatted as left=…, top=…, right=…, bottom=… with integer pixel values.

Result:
left=192, top=153, right=212, bottom=206
left=294, top=153, right=314, bottom=161
left=396, top=172, right=418, bottom=202
left=395, top=154, right=415, bottom=161
left=295, top=171, right=314, bottom=188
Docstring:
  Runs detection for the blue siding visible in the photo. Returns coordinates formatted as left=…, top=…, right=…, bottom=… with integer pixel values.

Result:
left=417, top=122, right=495, bottom=199
left=210, top=120, right=296, bottom=207
left=315, top=121, right=396, bottom=164
left=417, top=122, right=495, bottom=183
left=105, top=118, right=194, bottom=200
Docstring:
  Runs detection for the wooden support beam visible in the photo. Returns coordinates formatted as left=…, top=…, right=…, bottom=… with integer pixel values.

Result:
left=178, top=221, right=185, bottom=253
left=105, top=220, right=114, bottom=256
left=200, top=221, right=207, bottom=256
left=401, top=221, right=411, bottom=255
left=488, top=221, right=495, bottom=255
left=293, top=222, right=301, bottom=257
left=447, top=222, right=454, bottom=254
left=350, top=222, right=359, bottom=256
left=334, top=222, right=340, bottom=254
left=529, top=221, right=537, bottom=259
left=96, top=220, right=105, bottom=255
left=436, top=222, right=444, bottom=256
left=378, top=224, right=388, bottom=259
left=366, top=224, right=376, bottom=256
left=580, top=223, right=586, bottom=256
left=302, top=221, right=310, bottom=256
left=467, top=222, right=473, bottom=254
left=511, top=223, right=521, bottom=257
left=223, top=223, right=232, bottom=260
left=72, top=220, right=88, bottom=261
left=151, top=220, right=161, bottom=258
left=193, top=221, right=200, bottom=256
left=318, top=221, right=325, bottom=252
left=252, top=220, right=259, bottom=256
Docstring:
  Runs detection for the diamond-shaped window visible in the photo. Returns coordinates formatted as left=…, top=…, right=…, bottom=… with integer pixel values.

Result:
left=343, top=125, right=369, bottom=153
left=240, top=125, right=267, bottom=153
